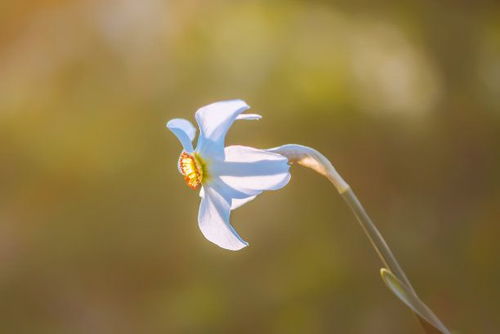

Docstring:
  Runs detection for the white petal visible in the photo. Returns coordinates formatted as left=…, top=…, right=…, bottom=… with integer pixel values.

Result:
left=195, top=100, right=250, bottom=157
left=166, top=118, right=196, bottom=152
left=212, top=146, right=291, bottom=197
left=198, top=185, right=248, bottom=251
left=236, top=113, right=262, bottom=120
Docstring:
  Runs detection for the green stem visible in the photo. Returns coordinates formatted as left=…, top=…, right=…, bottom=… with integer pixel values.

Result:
left=340, top=188, right=414, bottom=292
left=269, top=144, right=451, bottom=334
left=340, top=188, right=449, bottom=334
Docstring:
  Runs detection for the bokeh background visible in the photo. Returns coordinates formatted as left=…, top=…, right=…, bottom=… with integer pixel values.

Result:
left=1, top=0, right=500, bottom=333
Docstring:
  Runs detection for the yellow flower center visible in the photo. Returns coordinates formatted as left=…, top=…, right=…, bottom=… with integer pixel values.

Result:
left=178, top=152, right=206, bottom=189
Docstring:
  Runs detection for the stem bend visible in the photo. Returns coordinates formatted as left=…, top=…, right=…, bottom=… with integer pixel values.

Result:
left=269, top=144, right=450, bottom=334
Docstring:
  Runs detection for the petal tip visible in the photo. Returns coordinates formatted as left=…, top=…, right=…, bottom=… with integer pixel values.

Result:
left=207, top=237, right=249, bottom=251
left=165, top=118, right=178, bottom=128
left=226, top=99, right=250, bottom=108
left=236, top=113, right=262, bottom=121
left=224, top=241, right=249, bottom=251
left=234, top=240, right=250, bottom=250
left=166, top=118, right=197, bottom=152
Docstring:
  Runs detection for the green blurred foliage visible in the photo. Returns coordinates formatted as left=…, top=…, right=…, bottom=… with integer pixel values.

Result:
left=1, top=0, right=499, bottom=333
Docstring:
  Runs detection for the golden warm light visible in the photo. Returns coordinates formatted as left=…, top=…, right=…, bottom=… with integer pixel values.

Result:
left=1, top=1, right=499, bottom=332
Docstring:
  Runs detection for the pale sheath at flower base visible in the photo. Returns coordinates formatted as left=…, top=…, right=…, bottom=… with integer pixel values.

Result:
left=167, top=100, right=290, bottom=251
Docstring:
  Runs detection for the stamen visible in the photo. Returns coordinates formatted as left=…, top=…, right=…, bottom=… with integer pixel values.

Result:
left=178, top=152, right=204, bottom=189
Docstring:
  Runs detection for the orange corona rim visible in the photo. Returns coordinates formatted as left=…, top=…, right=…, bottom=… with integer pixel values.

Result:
left=178, top=152, right=205, bottom=189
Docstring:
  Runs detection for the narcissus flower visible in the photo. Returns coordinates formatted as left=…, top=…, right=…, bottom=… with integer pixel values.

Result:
left=167, top=100, right=290, bottom=250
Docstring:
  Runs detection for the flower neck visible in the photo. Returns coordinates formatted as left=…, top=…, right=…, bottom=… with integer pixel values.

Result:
left=268, top=144, right=350, bottom=193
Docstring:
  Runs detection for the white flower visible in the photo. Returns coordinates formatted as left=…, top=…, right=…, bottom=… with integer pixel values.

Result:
left=167, top=100, right=291, bottom=251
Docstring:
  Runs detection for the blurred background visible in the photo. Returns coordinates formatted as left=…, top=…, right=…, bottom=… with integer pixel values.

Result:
left=1, top=0, right=499, bottom=333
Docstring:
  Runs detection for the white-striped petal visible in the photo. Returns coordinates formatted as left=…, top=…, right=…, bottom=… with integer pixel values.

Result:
left=198, top=185, right=248, bottom=251
left=195, top=100, right=250, bottom=158
left=166, top=118, right=196, bottom=153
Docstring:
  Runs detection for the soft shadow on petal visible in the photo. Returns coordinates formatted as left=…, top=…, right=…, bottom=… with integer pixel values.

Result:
left=198, top=185, right=249, bottom=251
left=214, top=145, right=291, bottom=192
left=195, top=100, right=250, bottom=157
left=166, top=118, right=196, bottom=153
left=230, top=196, right=257, bottom=210
left=209, top=178, right=259, bottom=209
left=200, top=185, right=253, bottom=210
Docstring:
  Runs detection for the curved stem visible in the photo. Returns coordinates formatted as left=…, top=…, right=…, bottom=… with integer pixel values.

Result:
left=341, top=188, right=449, bottom=334
left=269, top=144, right=450, bottom=334
left=341, top=189, right=414, bottom=293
